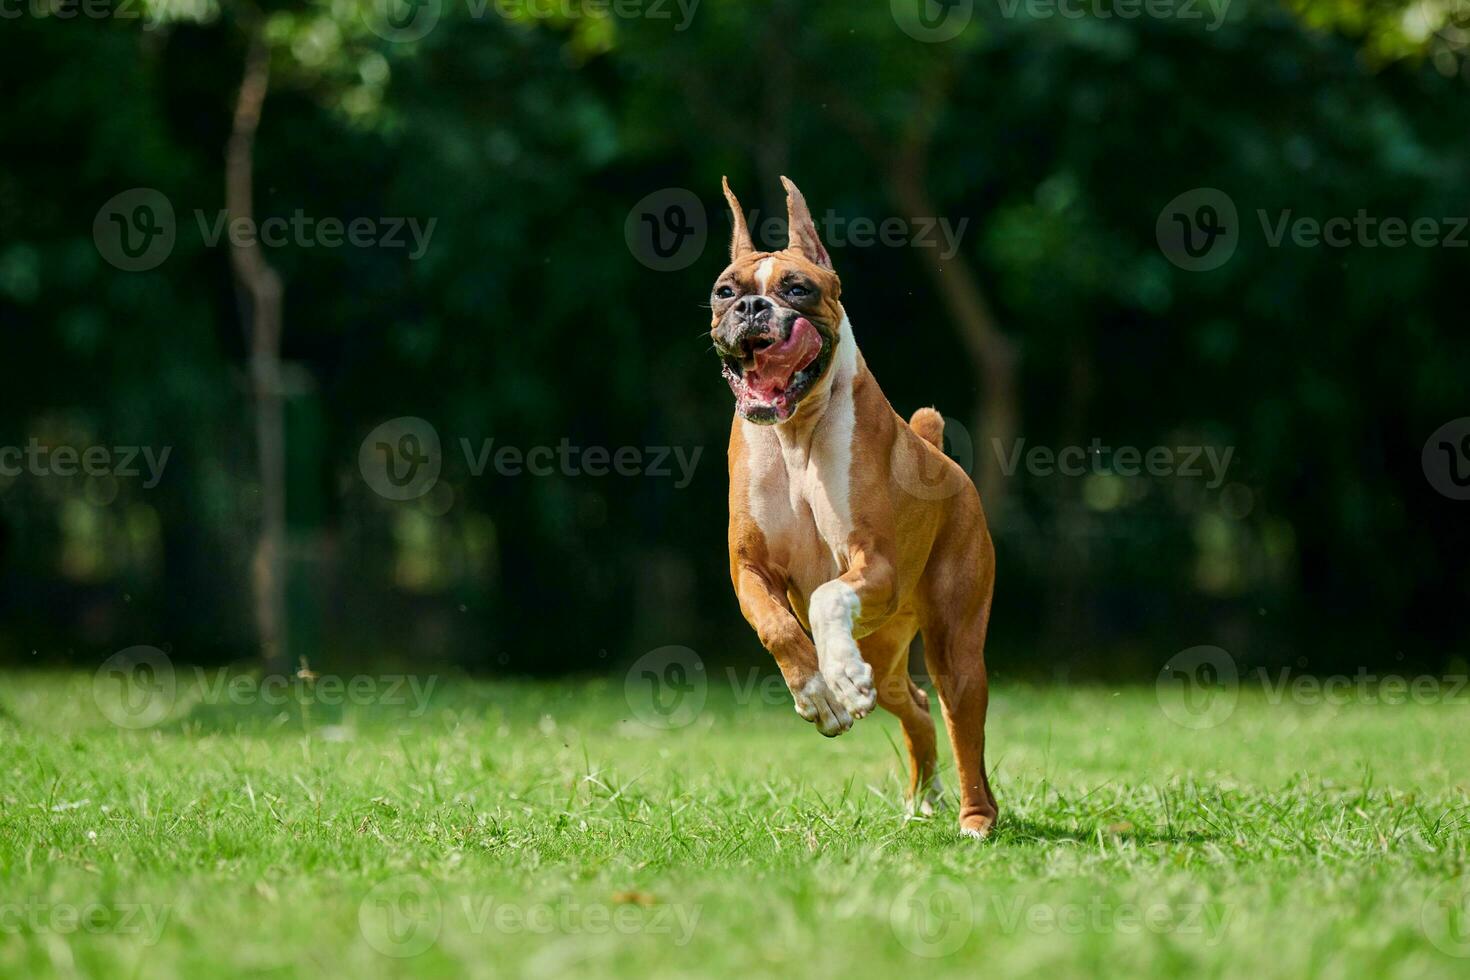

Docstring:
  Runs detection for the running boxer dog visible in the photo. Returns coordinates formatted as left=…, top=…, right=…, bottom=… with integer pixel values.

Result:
left=710, top=176, right=998, bottom=839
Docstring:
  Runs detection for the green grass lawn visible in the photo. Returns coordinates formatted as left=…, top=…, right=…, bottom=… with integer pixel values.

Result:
left=3, top=666, right=1469, bottom=978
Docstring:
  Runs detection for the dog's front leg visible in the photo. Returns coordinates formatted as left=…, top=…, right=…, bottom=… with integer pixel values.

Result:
left=734, top=563, right=854, bottom=736
left=809, top=544, right=895, bottom=720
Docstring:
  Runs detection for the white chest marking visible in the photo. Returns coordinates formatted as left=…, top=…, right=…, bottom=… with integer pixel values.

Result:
left=739, top=316, right=859, bottom=578
left=739, top=316, right=875, bottom=721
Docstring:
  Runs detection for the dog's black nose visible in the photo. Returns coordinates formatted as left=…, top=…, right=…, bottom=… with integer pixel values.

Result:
left=733, top=295, right=773, bottom=319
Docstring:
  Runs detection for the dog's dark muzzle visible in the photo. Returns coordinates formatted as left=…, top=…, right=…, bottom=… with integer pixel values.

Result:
left=713, top=299, right=797, bottom=361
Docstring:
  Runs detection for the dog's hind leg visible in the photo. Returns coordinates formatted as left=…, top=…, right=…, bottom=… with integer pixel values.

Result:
left=918, top=541, right=999, bottom=840
left=921, top=611, right=997, bottom=838
left=862, top=618, right=937, bottom=814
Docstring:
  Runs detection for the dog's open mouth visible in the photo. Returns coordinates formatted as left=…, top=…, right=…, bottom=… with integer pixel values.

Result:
left=721, top=316, right=829, bottom=424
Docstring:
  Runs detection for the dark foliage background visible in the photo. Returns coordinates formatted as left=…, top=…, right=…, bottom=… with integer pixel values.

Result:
left=1, top=0, right=1466, bottom=680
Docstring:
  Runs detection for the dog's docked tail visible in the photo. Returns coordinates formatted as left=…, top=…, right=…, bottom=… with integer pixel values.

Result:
left=909, top=407, right=945, bottom=450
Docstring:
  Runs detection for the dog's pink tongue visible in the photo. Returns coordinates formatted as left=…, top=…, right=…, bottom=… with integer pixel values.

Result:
left=748, top=318, right=821, bottom=397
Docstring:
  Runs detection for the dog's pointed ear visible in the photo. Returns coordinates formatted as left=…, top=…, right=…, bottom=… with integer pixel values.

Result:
left=780, top=176, right=832, bottom=271
left=723, top=176, right=755, bottom=262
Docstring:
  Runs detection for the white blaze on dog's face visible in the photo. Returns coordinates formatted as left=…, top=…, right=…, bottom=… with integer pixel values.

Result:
left=710, top=177, right=845, bottom=425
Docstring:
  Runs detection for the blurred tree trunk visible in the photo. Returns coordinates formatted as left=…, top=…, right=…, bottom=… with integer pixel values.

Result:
left=828, top=68, right=1019, bottom=512
left=226, top=29, right=288, bottom=674
left=888, top=162, right=1017, bottom=511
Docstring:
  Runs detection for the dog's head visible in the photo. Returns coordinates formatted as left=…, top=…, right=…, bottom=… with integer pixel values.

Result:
left=710, top=177, right=844, bottom=425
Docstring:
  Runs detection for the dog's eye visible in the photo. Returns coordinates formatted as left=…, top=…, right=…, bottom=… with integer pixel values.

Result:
left=787, top=284, right=810, bottom=298
left=715, top=286, right=736, bottom=299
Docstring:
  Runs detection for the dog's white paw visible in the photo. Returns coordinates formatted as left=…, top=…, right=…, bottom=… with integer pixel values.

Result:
left=792, top=675, right=853, bottom=737
left=819, top=640, right=876, bottom=718
left=809, top=581, right=876, bottom=719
